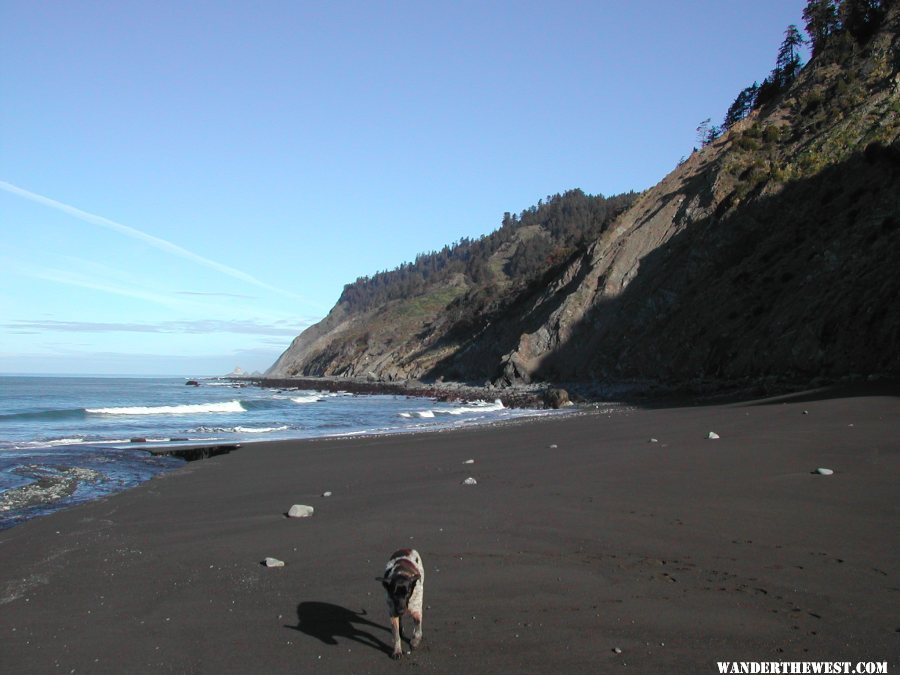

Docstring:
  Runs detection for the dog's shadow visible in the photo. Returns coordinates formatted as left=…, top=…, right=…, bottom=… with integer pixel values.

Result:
left=286, top=602, right=394, bottom=656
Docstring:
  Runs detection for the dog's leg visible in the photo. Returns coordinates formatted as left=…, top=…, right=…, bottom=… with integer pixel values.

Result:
left=410, top=610, right=423, bottom=649
left=390, top=615, right=402, bottom=659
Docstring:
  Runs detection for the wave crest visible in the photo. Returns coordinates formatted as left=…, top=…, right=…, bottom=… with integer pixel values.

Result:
left=86, top=400, right=246, bottom=416
left=290, top=395, right=322, bottom=404
left=401, top=399, right=505, bottom=419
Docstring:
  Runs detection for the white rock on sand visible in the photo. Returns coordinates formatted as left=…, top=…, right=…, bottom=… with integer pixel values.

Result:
left=264, top=557, right=284, bottom=567
left=815, top=467, right=835, bottom=475
left=708, top=432, right=720, bottom=440
left=288, top=504, right=314, bottom=518
left=462, top=477, right=477, bottom=486
left=463, top=459, right=475, bottom=464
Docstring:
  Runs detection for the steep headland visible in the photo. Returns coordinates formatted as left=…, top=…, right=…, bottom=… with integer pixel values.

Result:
left=268, top=6, right=900, bottom=393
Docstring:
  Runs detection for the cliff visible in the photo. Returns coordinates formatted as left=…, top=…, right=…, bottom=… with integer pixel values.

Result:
left=269, top=7, right=900, bottom=390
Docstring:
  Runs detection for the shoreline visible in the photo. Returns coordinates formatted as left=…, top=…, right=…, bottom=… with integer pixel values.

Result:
left=1, top=384, right=897, bottom=671
left=0, top=393, right=574, bottom=531
left=243, top=375, right=553, bottom=408
left=242, top=373, right=900, bottom=410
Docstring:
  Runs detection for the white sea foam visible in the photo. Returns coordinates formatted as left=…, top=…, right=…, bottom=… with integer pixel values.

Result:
left=38, top=437, right=85, bottom=447
left=234, top=425, right=289, bottom=434
left=290, top=395, right=321, bottom=404
left=446, top=399, right=505, bottom=415
left=86, top=401, right=246, bottom=416
left=9, top=437, right=134, bottom=450
left=189, top=425, right=287, bottom=434
left=406, top=399, right=505, bottom=419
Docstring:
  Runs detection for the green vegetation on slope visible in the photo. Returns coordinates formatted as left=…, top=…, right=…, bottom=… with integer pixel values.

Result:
left=337, top=189, right=636, bottom=313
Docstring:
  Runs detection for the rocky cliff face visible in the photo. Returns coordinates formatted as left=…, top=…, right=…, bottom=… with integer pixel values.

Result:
left=269, top=10, right=900, bottom=388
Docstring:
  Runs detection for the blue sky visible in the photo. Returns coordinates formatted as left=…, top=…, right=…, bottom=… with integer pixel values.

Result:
left=1, top=1, right=808, bottom=376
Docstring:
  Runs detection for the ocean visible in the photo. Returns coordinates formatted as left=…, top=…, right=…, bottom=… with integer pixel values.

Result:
left=0, top=375, right=550, bottom=529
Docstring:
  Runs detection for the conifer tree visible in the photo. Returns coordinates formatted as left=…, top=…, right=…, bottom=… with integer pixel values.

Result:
left=776, top=25, right=806, bottom=86
left=723, top=83, right=760, bottom=130
left=802, top=0, right=840, bottom=55
left=696, top=118, right=721, bottom=147
left=754, top=74, right=781, bottom=109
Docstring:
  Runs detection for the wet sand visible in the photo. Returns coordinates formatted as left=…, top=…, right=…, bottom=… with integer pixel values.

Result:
left=1, top=388, right=897, bottom=672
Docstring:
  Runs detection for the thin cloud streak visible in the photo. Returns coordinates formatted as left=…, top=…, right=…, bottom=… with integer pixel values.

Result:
left=0, top=180, right=316, bottom=306
left=14, top=262, right=184, bottom=308
left=7, top=258, right=282, bottom=317
left=6, top=318, right=308, bottom=337
left=176, top=290, right=256, bottom=299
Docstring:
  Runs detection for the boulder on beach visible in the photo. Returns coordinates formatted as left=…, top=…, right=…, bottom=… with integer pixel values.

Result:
left=544, top=388, right=571, bottom=409
left=288, top=504, right=314, bottom=518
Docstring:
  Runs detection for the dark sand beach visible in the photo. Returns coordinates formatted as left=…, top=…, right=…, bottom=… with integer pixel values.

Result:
left=1, top=387, right=898, bottom=673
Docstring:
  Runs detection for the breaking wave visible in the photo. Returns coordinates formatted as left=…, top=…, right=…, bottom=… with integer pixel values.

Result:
left=190, top=424, right=289, bottom=434
left=400, top=399, right=505, bottom=419
left=290, top=394, right=322, bottom=404
left=235, top=425, right=289, bottom=433
left=86, top=401, right=246, bottom=416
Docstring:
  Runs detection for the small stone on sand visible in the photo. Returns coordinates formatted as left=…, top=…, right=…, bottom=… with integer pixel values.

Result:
left=463, top=459, right=475, bottom=464
left=549, top=444, right=558, bottom=449
left=263, top=557, right=284, bottom=568
left=613, top=647, right=622, bottom=654
left=462, top=477, right=477, bottom=486
left=708, top=432, right=720, bottom=439
left=649, top=438, right=658, bottom=443
left=288, top=504, right=314, bottom=518
left=815, top=467, right=834, bottom=475
left=322, top=491, right=332, bottom=497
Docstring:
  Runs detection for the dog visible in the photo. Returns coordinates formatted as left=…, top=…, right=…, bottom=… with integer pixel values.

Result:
left=378, top=548, right=424, bottom=659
